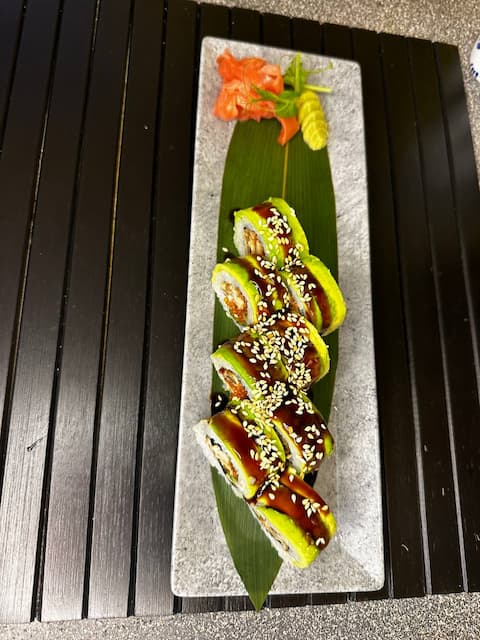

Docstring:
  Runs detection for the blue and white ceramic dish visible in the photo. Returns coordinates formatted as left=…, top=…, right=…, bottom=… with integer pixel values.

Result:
left=470, top=36, right=480, bottom=81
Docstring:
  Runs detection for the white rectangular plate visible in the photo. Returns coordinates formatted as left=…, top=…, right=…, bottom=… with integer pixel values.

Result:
left=171, top=37, right=384, bottom=596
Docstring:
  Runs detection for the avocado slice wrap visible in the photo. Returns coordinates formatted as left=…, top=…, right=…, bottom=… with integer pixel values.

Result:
left=194, top=407, right=286, bottom=500
left=212, top=255, right=289, bottom=328
left=250, top=467, right=336, bottom=568
left=233, top=197, right=309, bottom=267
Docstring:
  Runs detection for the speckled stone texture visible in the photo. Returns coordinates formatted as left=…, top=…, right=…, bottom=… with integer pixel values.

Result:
left=171, top=37, right=383, bottom=597
left=3, top=593, right=480, bottom=639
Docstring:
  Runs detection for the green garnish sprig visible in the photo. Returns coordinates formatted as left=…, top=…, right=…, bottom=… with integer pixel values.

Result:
left=253, top=53, right=332, bottom=119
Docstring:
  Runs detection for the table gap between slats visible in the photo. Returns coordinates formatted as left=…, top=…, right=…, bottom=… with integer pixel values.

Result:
left=31, top=1, right=103, bottom=621
left=0, top=0, right=27, bottom=156
left=40, top=0, right=134, bottom=622
left=435, top=43, right=480, bottom=592
left=381, top=32, right=467, bottom=596
left=134, top=0, right=197, bottom=617
left=84, top=5, right=134, bottom=619
left=0, top=0, right=71, bottom=624
left=408, top=37, right=469, bottom=594
left=37, top=0, right=101, bottom=622
left=12, top=23, right=63, bottom=624
left=127, top=0, right=171, bottom=617
left=127, top=1, right=170, bottom=619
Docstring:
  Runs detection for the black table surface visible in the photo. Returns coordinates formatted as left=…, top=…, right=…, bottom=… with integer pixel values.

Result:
left=0, top=0, right=479, bottom=624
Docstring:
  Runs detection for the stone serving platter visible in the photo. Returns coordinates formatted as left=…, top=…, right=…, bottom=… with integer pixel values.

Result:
left=171, top=37, right=384, bottom=597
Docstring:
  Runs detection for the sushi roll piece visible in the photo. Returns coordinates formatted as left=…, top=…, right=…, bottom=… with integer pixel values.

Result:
left=262, top=391, right=333, bottom=476
left=194, top=407, right=286, bottom=500
left=256, top=312, right=330, bottom=388
left=212, top=255, right=290, bottom=328
left=211, top=330, right=288, bottom=401
left=238, top=393, right=333, bottom=476
left=282, top=254, right=347, bottom=335
left=212, top=312, right=330, bottom=401
left=233, top=197, right=309, bottom=267
left=251, top=468, right=336, bottom=568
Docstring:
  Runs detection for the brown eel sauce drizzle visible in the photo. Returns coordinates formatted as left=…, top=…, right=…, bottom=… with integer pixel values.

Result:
left=219, top=333, right=284, bottom=398
left=256, top=471, right=331, bottom=547
left=252, top=203, right=294, bottom=257
left=272, top=396, right=331, bottom=467
left=221, top=256, right=288, bottom=325
left=211, top=411, right=268, bottom=487
left=290, top=263, right=332, bottom=330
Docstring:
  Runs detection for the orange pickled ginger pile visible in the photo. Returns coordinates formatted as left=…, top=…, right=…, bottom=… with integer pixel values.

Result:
left=213, top=50, right=299, bottom=145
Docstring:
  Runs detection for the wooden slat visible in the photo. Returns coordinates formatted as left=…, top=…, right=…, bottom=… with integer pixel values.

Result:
left=224, top=598, right=255, bottom=613
left=181, top=596, right=224, bottom=615
left=0, top=0, right=64, bottom=624
left=86, top=0, right=165, bottom=620
left=5, top=0, right=98, bottom=622
left=322, top=22, right=351, bottom=58
left=179, top=2, right=230, bottom=617
left=199, top=2, right=230, bottom=39
left=0, top=0, right=62, bottom=482
left=435, top=43, right=480, bottom=592
left=408, top=37, right=468, bottom=594
left=351, top=28, right=426, bottom=599
left=230, top=6, right=261, bottom=42
left=40, top=0, right=133, bottom=623
left=261, top=12, right=291, bottom=49
left=291, top=17, right=322, bottom=54
left=381, top=32, right=464, bottom=595
left=134, top=0, right=198, bottom=616
left=0, top=0, right=25, bottom=149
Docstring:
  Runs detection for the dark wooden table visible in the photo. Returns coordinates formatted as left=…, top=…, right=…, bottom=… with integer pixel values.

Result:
left=0, top=0, right=479, bottom=624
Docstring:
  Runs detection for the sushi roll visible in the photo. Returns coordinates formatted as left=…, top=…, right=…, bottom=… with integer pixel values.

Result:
left=251, top=468, right=336, bottom=568
left=238, top=393, right=333, bottom=476
left=233, top=197, right=309, bottom=267
left=259, top=391, right=333, bottom=476
left=212, top=255, right=290, bottom=328
left=211, top=330, right=288, bottom=401
left=212, top=313, right=330, bottom=401
left=212, top=313, right=329, bottom=401
left=194, top=407, right=285, bottom=500
left=255, top=312, right=330, bottom=388
left=282, top=254, right=347, bottom=335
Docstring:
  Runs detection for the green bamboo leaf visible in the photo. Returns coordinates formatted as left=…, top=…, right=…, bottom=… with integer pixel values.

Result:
left=251, top=86, right=300, bottom=119
left=211, top=469, right=282, bottom=610
left=211, top=117, right=338, bottom=608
